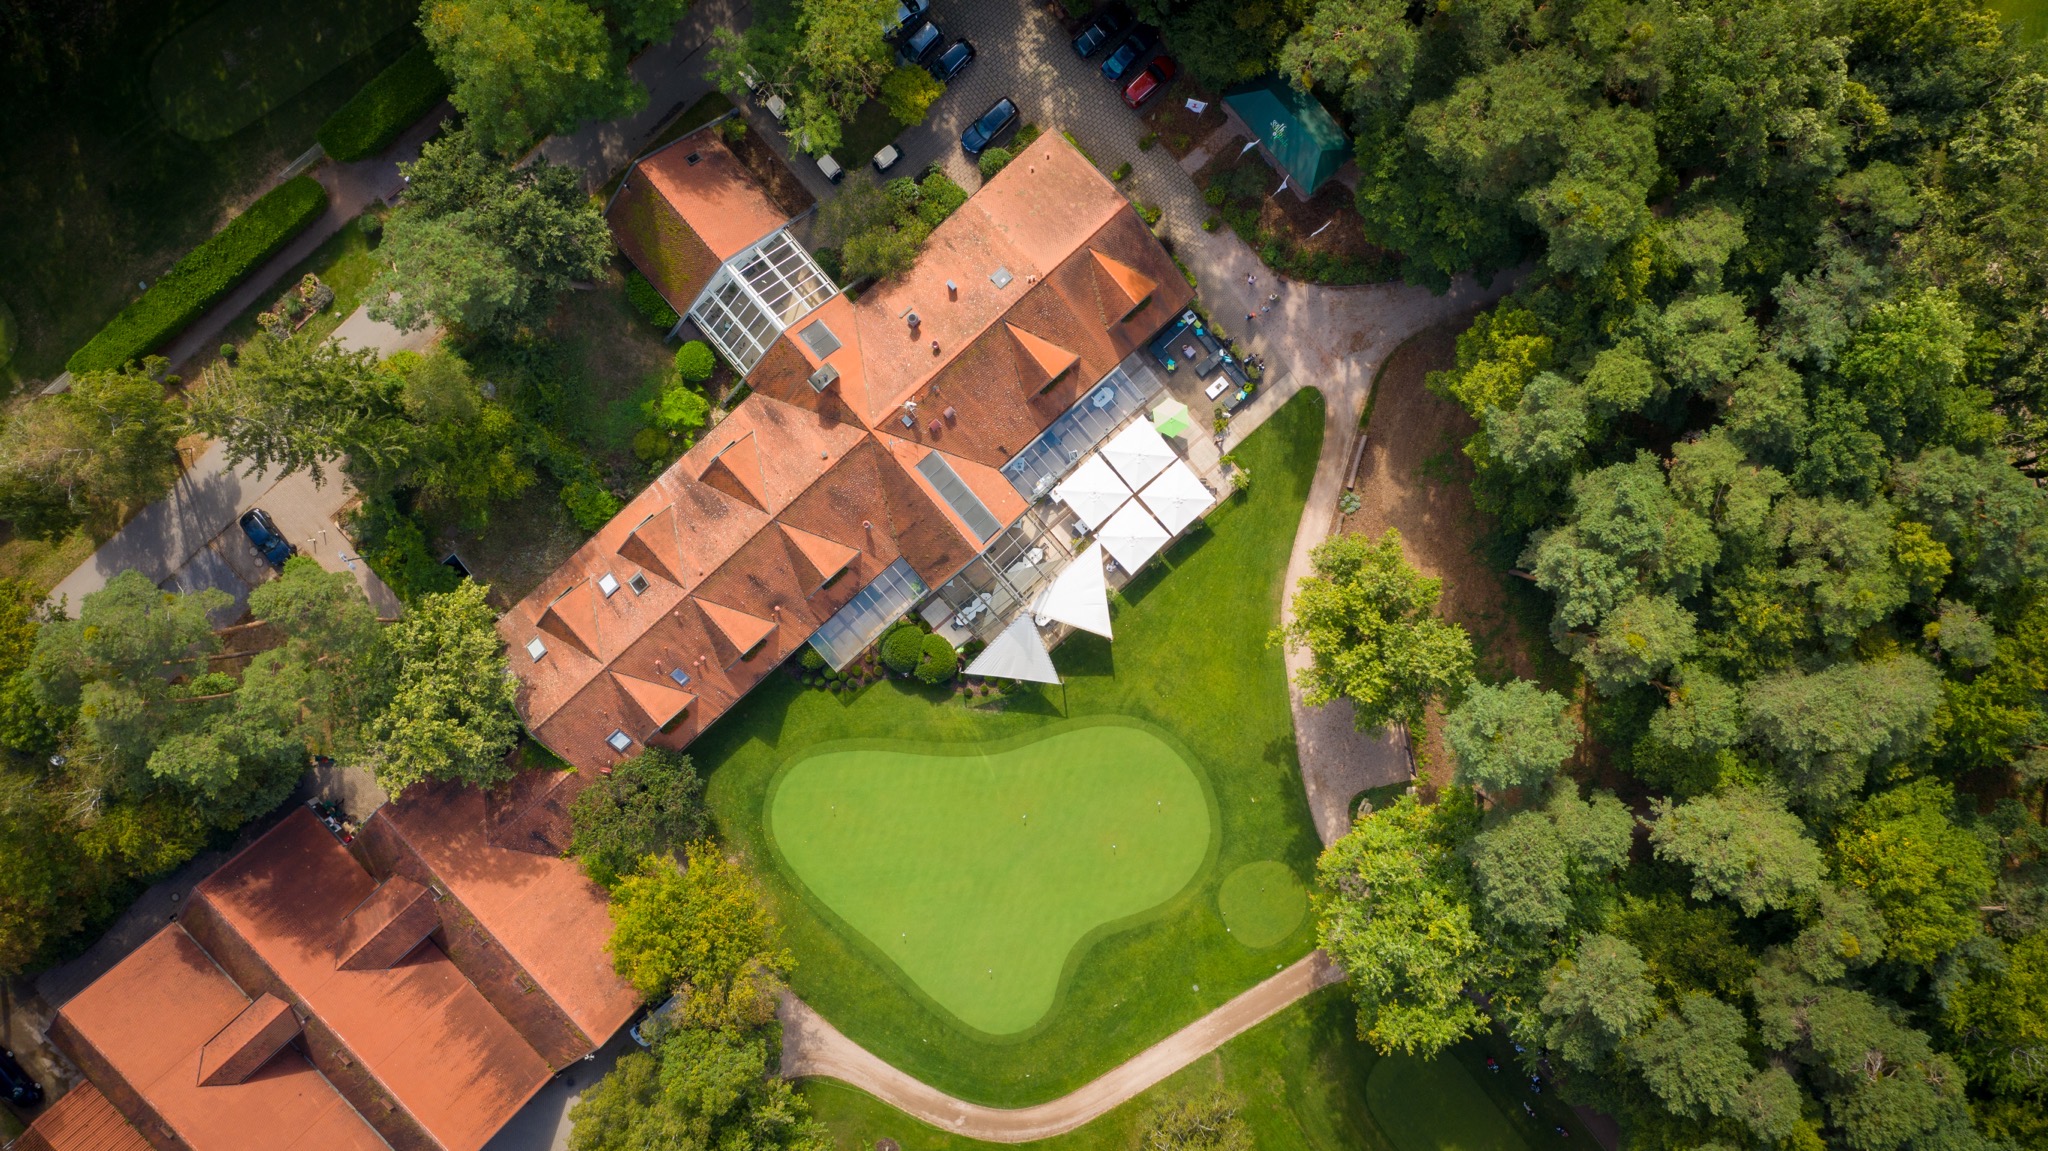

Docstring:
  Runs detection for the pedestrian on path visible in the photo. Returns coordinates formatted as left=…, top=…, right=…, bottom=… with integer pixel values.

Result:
left=1245, top=272, right=1256, bottom=292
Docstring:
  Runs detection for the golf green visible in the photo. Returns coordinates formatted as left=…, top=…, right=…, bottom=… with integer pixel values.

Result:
left=767, top=719, right=1213, bottom=1035
left=1368, top=1055, right=1530, bottom=1151
left=1217, top=861, right=1308, bottom=948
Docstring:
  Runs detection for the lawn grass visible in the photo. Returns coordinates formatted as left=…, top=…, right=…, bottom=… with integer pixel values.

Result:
left=149, top=0, right=418, bottom=141
left=0, top=1, right=412, bottom=383
left=1369, top=1056, right=1529, bottom=1151
left=1993, top=0, right=2048, bottom=39
left=802, top=986, right=1603, bottom=1151
left=0, top=527, right=96, bottom=597
left=769, top=718, right=1213, bottom=1035
left=698, top=389, right=1326, bottom=1105
left=1215, top=860, right=1308, bottom=948
left=204, top=210, right=389, bottom=370
left=831, top=99, right=906, bottom=169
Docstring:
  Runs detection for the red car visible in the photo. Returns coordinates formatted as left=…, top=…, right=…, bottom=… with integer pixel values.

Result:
left=1122, top=56, right=1175, bottom=108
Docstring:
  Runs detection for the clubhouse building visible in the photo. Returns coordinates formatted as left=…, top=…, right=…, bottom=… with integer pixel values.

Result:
left=508, top=128, right=1210, bottom=770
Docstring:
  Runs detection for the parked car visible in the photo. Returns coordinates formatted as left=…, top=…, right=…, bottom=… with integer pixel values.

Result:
left=961, top=96, right=1019, bottom=155
left=1100, top=25, right=1157, bottom=82
left=0, top=1048, right=44, bottom=1107
left=629, top=995, right=681, bottom=1047
left=238, top=508, right=295, bottom=569
left=882, top=0, right=928, bottom=41
left=1123, top=56, right=1176, bottom=107
left=897, top=16, right=943, bottom=67
left=1071, top=7, right=1129, bottom=57
left=930, top=37, right=975, bottom=82
left=817, top=153, right=846, bottom=183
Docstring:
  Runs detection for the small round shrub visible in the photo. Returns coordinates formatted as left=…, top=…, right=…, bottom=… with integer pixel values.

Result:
left=561, top=481, right=620, bottom=532
left=830, top=681, right=844, bottom=693
left=977, top=147, right=1014, bottom=179
left=800, top=648, right=826, bottom=671
left=674, top=341, right=716, bottom=384
left=881, top=625, right=925, bottom=673
left=359, top=213, right=384, bottom=241
left=631, top=426, right=668, bottom=465
left=915, top=634, right=958, bottom=685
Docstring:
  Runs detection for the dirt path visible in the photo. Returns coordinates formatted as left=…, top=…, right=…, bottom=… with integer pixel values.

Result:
left=780, top=952, right=1345, bottom=1143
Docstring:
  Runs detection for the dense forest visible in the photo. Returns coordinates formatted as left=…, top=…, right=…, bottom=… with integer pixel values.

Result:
left=1255, top=0, right=2048, bottom=1146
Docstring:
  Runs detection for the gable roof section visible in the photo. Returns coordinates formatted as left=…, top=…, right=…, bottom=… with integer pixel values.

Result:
left=626, top=134, right=788, bottom=263
left=194, top=812, right=551, bottom=1151
left=778, top=522, right=860, bottom=587
left=695, top=598, right=777, bottom=658
left=335, top=876, right=439, bottom=972
left=1006, top=323, right=1079, bottom=386
left=13, top=1081, right=152, bottom=1151
left=607, top=170, right=721, bottom=319
left=1090, top=250, right=1157, bottom=318
left=697, top=433, right=768, bottom=510
left=197, top=995, right=301, bottom=1087
left=54, top=926, right=389, bottom=1151
left=611, top=670, right=695, bottom=729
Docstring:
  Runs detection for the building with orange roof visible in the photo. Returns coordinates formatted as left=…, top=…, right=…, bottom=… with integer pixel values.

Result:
left=37, top=806, right=634, bottom=1151
left=517, top=128, right=1192, bottom=770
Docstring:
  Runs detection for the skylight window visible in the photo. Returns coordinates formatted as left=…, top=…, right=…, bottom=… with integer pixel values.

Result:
left=598, top=573, right=621, bottom=597
left=526, top=637, right=548, bottom=661
left=916, top=451, right=1004, bottom=541
left=799, top=319, right=842, bottom=358
left=628, top=573, right=649, bottom=595
left=606, top=730, right=633, bottom=753
left=668, top=668, right=692, bottom=688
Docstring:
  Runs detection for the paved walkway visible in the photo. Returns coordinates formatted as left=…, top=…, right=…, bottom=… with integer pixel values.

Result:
left=779, top=952, right=1346, bottom=1143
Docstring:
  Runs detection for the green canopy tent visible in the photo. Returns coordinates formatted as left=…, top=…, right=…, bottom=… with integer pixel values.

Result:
left=1151, top=398, right=1192, bottom=438
left=1221, top=79, right=1352, bottom=196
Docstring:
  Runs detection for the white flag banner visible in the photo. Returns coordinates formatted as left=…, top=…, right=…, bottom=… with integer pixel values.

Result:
left=1238, top=138, right=1260, bottom=156
left=1276, top=174, right=1290, bottom=194
left=1184, top=98, right=1209, bottom=114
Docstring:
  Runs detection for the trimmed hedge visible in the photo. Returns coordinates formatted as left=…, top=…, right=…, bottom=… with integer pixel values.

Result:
left=624, top=270, right=680, bottom=328
left=318, top=43, right=450, bottom=162
left=67, top=176, right=329, bottom=374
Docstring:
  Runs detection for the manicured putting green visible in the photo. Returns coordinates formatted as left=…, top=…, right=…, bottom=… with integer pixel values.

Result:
left=1217, top=861, right=1307, bottom=948
left=1368, top=1055, right=1530, bottom=1151
left=769, top=721, right=1211, bottom=1035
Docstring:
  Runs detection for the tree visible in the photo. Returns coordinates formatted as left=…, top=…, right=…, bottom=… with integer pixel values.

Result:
left=710, top=0, right=894, bottom=157
left=366, top=580, right=519, bottom=794
left=421, top=0, right=643, bottom=155
left=1741, top=657, right=1942, bottom=808
left=1465, top=787, right=1631, bottom=936
left=1891, top=446, right=2048, bottom=596
left=606, top=841, right=793, bottom=1007
left=1574, top=593, right=1698, bottom=692
left=1276, top=529, right=1474, bottom=731
left=1655, top=294, right=1762, bottom=394
left=0, top=361, right=185, bottom=538
left=1649, top=787, right=1826, bottom=915
left=568, top=1026, right=829, bottom=1151
left=1626, top=992, right=1755, bottom=1121
left=192, top=334, right=397, bottom=486
left=1483, top=372, right=1587, bottom=475
left=1315, top=791, right=1490, bottom=1056
left=570, top=748, right=708, bottom=888
left=878, top=65, right=943, bottom=127
left=1538, top=934, right=1658, bottom=1070
left=1276, top=0, right=1417, bottom=119
left=607, top=0, right=692, bottom=48
left=1138, top=1090, right=1253, bottom=1151
left=370, top=213, right=529, bottom=334
left=1833, top=778, right=1995, bottom=967
left=1943, top=932, right=2048, bottom=1106
left=1444, top=678, right=1577, bottom=793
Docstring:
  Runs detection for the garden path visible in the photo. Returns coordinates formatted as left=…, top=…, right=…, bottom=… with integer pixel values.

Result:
left=778, top=951, right=1346, bottom=1142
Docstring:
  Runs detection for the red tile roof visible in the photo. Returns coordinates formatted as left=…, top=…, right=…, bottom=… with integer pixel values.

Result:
left=197, top=994, right=300, bottom=1087
left=626, top=134, right=787, bottom=262
left=55, top=926, right=390, bottom=1151
left=13, top=1082, right=152, bottom=1151
left=194, top=812, right=551, bottom=1151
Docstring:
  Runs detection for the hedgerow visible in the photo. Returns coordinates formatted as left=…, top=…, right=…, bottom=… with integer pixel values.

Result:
left=318, top=43, right=450, bottom=162
left=67, top=176, right=329, bottom=373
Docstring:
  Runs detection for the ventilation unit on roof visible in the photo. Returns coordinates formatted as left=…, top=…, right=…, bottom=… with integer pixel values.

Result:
left=686, top=152, right=702, bottom=165
left=990, top=267, right=1014, bottom=289
left=808, top=363, right=841, bottom=393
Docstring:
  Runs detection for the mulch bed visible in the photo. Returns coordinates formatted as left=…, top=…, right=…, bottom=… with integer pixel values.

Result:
left=1141, top=78, right=1229, bottom=159
left=728, top=126, right=816, bottom=219
left=1193, top=148, right=1397, bottom=284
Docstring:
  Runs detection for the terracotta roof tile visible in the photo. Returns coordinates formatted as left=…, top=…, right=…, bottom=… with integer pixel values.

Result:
left=14, top=1082, right=152, bottom=1151
left=1006, top=323, right=1079, bottom=384
left=777, top=522, right=860, bottom=587
left=610, top=671, right=695, bottom=728
left=197, top=994, right=300, bottom=1087
left=627, top=134, right=787, bottom=262
left=1090, top=249, right=1158, bottom=317
left=697, top=433, right=767, bottom=510
left=54, top=926, right=390, bottom=1151
left=335, top=876, right=439, bottom=972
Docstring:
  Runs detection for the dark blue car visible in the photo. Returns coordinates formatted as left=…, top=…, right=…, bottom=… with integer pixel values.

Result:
left=929, top=37, right=975, bottom=82
left=1101, top=25, right=1157, bottom=82
left=1071, top=8, right=1128, bottom=57
left=239, top=508, right=296, bottom=569
left=962, top=97, right=1018, bottom=155
left=897, top=17, right=942, bottom=67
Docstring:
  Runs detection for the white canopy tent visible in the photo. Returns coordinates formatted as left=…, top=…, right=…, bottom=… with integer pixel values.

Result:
left=1100, top=417, right=1177, bottom=489
left=1138, top=459, right=1216, bottom=536
left=1032, top=541, right=1112, bottom=638
left=1051, top=454, right=1132, bottom=531
left=965, top=614, right=1062, bottom=684
left=1097, top=501, right=1171, bottom=572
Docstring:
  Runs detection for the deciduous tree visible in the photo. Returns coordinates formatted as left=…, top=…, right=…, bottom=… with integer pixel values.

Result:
left=571, top=748, right=708, bottom=888
left=421, top=0, right=643, bottom=154
left=1444, top=678, right=1577, bottom=793
left=366, top=580, right=519, bottom=794
left=1649, top=787, right=1826, bottom=915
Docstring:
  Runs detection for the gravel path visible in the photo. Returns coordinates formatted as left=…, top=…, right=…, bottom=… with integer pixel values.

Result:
left=779, top=952, right=1346, bottom=1142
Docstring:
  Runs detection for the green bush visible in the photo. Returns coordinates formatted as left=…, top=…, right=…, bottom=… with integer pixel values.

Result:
left=631, top=426, right=669, bottom=465
left=625, top=270, right=680, bottom=328
left=978, top=147, right=1016, bottom=179
left=800, top=647, right=826, bottom=671
left=562, top=481, right=620, bottom=531
left=647, top=383, right=709, bottom=435
left=915, top=172, right=968, bottom=227
left=318, top=43, right=450, bottom=162
left=1110, top=162, right=1132, bottom=182
left=673, top=340, right=715, bottom=382
left=68, top=176, right=328, bottom=373
left=880, top=65, right=945, bottom=128
left=356, top=501, right=461, bottom=603
left=1015, top=123, right=1043, bottom=149
left=881, top=624, right=926, bottom=673
left=915, top=634, right=959, bottom=685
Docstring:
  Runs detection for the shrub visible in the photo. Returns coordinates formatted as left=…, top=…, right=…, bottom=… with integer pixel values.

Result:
left=1110, top=162, right=1132, bottom=182
left=318, top=43, right=450, bottom=162
left=1139, top=132, right=1159, bottom=151
left=1135, top=201, right=1163, bottom=226
left=720, top=116, right=747, bottom=142
left=356, top=500, right=461, bottom=603
left=359, top=213, right=384, bottom=241
left=916, top=172, right=968, bottom=227
left=68, top=177, right=328, bottom=373
left=1203, top=215, right=1220, bottom=232
left=1203, top=184, right=1228, bottom=207
left=562, top=481, right=620, bottom=531
left=631, top=426, right=669, bottom=466
left=978, top=147, right=1016, bottom=179
left=881, top=624, right=925, bottom=672
left=800, top=647, right=826, bottom=670
left=647, top=384, right=709, bottom=435
left=915, top=634, right=959, bottom=684
left=624, top=270, right=679, bottom=328
left=1015, top=123, right=1043, bottom=149
left=880, top=65, right=945, bottom=128
left=673, top=340, right=715, bottom=382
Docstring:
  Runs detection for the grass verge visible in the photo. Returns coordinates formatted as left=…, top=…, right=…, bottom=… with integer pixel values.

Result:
left=700, top=389, right=1326, bottom=1105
